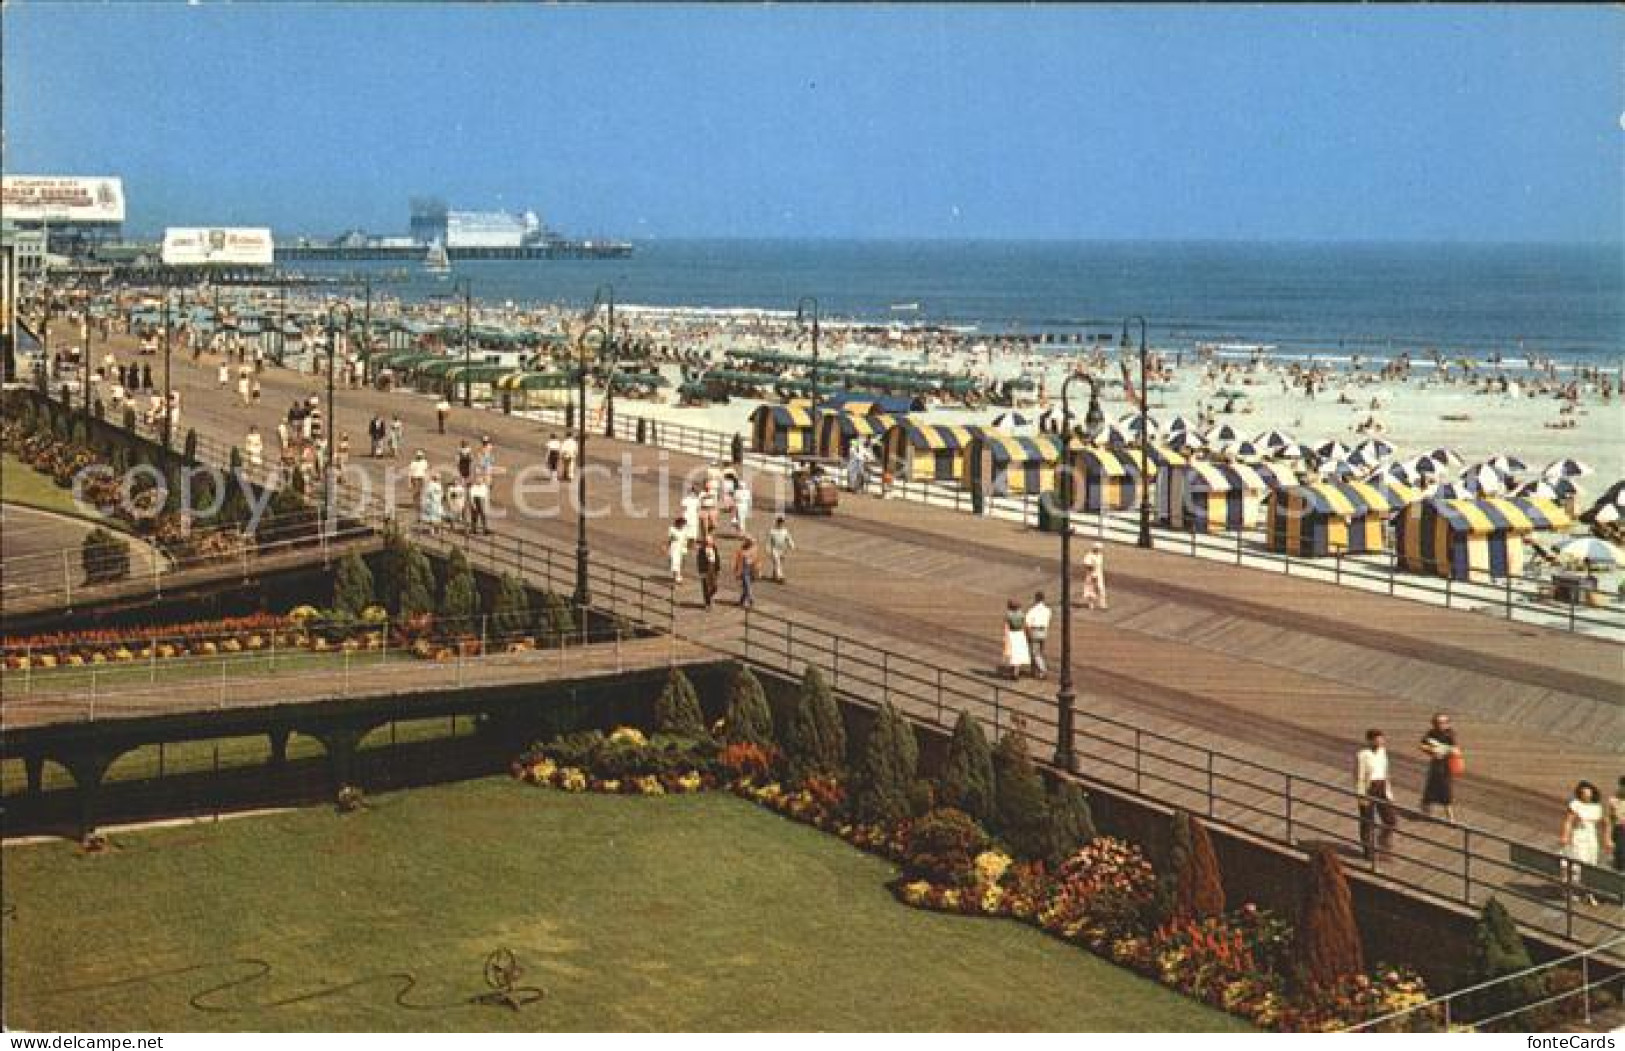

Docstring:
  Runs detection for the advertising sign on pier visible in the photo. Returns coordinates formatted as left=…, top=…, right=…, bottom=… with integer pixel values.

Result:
left=1, top=175, right=126, bottom=223
left=161, top=227, right=275, bottom=267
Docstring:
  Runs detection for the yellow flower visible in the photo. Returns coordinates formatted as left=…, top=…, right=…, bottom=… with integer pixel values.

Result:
left=608, top=726, right=647, bottom=747
left=973, top=850, right=1012, bottom=887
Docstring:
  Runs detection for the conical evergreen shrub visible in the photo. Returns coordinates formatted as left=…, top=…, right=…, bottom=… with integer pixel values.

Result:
left=489, top=574, right=531, bottom=641
left=438, top=548, right=479, bottom=631
left=332, top=551, right=375, bottom=618
left=853, top=700, right=918, bottom=827
left=654, top=668, right=706, bottom=737
left=1469, top=898, right=1543, bottom=1024
left=1039, top=779, right=1098, bottom=869
left=1298, top=845, right=1365, bottom=993
left=993, top=719, right=1049, bottom=860
left=938, top=711, right=996, bottom=826
left=722, top=665, right=775, bottom=748
left=783, top=665, right=845, bottom=780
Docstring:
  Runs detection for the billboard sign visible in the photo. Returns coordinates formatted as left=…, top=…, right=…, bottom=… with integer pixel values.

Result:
left=161, top=227, right=275, bottom=267
left=2, top=175, right=126, bottom=223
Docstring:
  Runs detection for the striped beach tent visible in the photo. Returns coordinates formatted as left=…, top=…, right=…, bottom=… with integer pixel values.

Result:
left=1061, top=445, right=1158, bottom=513
left=968, top=434, right=1068, bottom=498
left=1396, top=497, right=1570, bottom=581
left=881, top=421, right=997, bottom=482
left=749, top=401, right=818, bottom=456
left=1266, top=480, right=1417, bottom=557
left=1163, top=461, right=1276, bottom=532
left=816, top=410, right=901, bottom=459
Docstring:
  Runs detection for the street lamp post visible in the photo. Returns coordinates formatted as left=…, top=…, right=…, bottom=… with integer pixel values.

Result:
left=161, top=288, right=183, bottom=449
left=324, top=303, right=354, bottom=536
left=1053, top=371, right=1104, bottom=773
left=573, top=323, right=609, bottom=608
left=795, top=297, right=820, bottom=419
left=584, top=285, right=616, bottom=436
left=452, top=277, right=473, bottom=407
left=1122, top=316, right=1153, bottom=548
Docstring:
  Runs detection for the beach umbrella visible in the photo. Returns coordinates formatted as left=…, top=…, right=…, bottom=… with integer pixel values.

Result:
left=1352, top=438, right=1396, bottom=463
left=1459, top=464, right=1506, bottom=496
left=1230, top=440, right=1267, bottom=461
left=1166, top=414, right=1195, bottom=436
left=1275, top=441, right=1313, bottom=462
left=1206, top=422, right=1242, bottom=446
left=1315, top=439, right=1350, bottom=462
left=992, top=412, right=1031, bottom=430
left=1556, top=537, right=1621, bottom=567
left=1541, top=458, right=1593, bottom=481
left=1253, top=429, right=1297, bottom=453
left=1374, top=461, right=1427, bottom=487
left=1430, top=482, right=1475, bottom=500
left=1580, top=480, right=1625, bottom=524
left=1405, top=454, right=1443, bottom=478
left=1487, top=454, right=1528, bottom=479
left=1514, top=478, right=1579, bottom=502
left=1425, top=446, right=1464, bottom=468
left=1168, top=429, right=1207, bottom=452
left=1118, top=412, right=1160, bottom=438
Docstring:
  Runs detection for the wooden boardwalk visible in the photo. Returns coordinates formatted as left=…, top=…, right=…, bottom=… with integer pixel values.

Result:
left=17, top=340, right=1621, bottom=949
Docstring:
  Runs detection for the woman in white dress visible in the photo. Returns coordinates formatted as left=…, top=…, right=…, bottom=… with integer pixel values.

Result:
left=665, top=517, right=689, bottom=585
left=1561, top=780, right=1605, bottom=905
left=1000, top=598, right=1031, bottom=679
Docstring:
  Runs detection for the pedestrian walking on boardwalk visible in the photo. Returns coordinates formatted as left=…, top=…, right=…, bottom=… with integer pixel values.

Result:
left=245, top=426, right=263, bottom=470
left=388, top=414, right=403, bottom=458
left=1609, top=778, right=1625, bottom=873
left=445, top=477, right=467, bottom=534
left=1355, top=729, right=1398, bottom=861
left=1080, top=542, right=1108, bottom=609
left=1000, top=599, right=1031, bottom=679
left=1419, top=712, right=1460, bottom=823
left=734, top=476, right=754, bottom=535
left=665, top=517, right=689, bottom=585
left=407, top=450, right=429, bottom=509
left=456, top=440, right=474, bottom=484
left=468, top=476, right=491, bottom=535
left=560, top=431, right=579, bottom=482
left=733, top=536, right=759, bottom=608
left=436, top=396, right=451, bottom=435
left=421, top=473, right=445, bottom=537
left=1561, top=781, right=1606, bottom=905
left=681, top=485, right=702, bottom=543
left=766, top=516, right=795, bottom=582
left=545, top=434, right=561, bottom=479
left=1024, top=591, right=1051, bottom=679
left=696, top=533, right=721, bottom=610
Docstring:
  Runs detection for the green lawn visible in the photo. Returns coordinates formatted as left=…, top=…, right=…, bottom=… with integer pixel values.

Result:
left=2, top=453, right=95, bottom=519
left=0, top=780, right=1248, bottom=1032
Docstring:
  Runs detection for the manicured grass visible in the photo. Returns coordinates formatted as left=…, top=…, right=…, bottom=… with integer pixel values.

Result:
left=0, top=779, right=1248, bottom=1032
left=2, top=453, right=96, bottom=519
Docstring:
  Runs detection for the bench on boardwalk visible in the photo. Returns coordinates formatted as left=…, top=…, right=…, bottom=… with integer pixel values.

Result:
left=1509, top=843, right=1625, bottom=903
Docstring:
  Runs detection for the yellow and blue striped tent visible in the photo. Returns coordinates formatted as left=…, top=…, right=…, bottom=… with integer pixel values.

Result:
left=968, top=434, right=1068, bottom=498
left=881, top=421, right=998, bottom=482
left=1061, top=445, right=1165, bottom=512
left=816, top=410, right=899, bottom=459
left=1163, top=461, right=1276, bottom=532
left=1396, top=497, right=1569, bottom=581
left=1266, top=480, right=1418, bottom=557
left=749, top=402, right=818, bottom=456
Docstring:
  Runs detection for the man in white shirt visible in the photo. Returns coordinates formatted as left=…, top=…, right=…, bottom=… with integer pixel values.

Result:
left=1023, top=592, right=1052, bottom=680
left=407, top=450, right=430, bottom=510
left=1356, top=729, right=1397, bottom=861
left=559, top=432, right=579, bottom=482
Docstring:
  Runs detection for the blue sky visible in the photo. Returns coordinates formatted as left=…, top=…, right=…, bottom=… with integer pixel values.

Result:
left=4, top=4, right=1620, bottom=242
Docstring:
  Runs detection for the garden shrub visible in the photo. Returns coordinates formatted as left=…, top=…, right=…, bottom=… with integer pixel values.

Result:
left=396, top=543, right=437, bottom=621
left=903, top=807, right=990, bottom=887
left=1468, top=898, right=1543, bottom=1026
left=1038, top=779, right=1098, bottom=870
left=332, top=550, right=376, bottom=619
left=81, top=527, right=131, bottom=584
left=939, top=710, right=996, bottom=826
left=1297, top=845, right=1364, bottom=994
left=438, top=548, right=479, bottom=631
left=654, top=667, right=706, bottom=737
left=537, top=591, right=575, bottom=642
left=993, top=719, right=1049, bottom=860
left=489, top=573, right=532, bottom=641
left=782, top=664, right=844, bottom=782
left=721, top=665, right=775, bottom=748
left=852, top=700, right=918, bottom=827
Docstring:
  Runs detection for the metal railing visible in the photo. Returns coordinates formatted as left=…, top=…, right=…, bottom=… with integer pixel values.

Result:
left=1345, top=934, right=1625, bottom=1032
left=1, top=614, right=663, bottom=725
left=732, top=602, right=1625, bottom=950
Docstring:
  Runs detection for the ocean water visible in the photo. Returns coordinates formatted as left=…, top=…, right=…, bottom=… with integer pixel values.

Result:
left=297, top=240, right=1623, bottom=365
